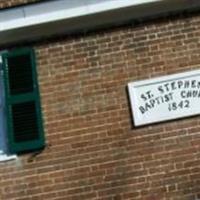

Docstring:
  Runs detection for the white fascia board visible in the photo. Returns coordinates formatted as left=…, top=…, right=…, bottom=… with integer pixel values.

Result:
left=0, top=0, right=160, bottom=31
left=0, top=0, right=200, bottom=45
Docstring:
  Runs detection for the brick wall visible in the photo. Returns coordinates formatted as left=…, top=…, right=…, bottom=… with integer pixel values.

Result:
left=0, top=0, right=41, bottom=8
left=1, top=13, right=200, bottom=200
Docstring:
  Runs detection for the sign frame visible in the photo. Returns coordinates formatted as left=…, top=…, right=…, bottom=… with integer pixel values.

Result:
left=128, top=69, right=200, bottom=126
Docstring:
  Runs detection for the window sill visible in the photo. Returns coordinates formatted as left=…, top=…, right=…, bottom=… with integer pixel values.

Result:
left=0, top=151, right=17, bottom=162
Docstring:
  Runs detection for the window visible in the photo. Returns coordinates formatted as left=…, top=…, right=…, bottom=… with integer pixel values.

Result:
left=0, top=48, right=45, bottom=156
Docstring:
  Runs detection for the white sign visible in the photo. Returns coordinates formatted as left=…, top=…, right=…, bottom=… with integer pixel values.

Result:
left=128, top=70, right=200, bottom=126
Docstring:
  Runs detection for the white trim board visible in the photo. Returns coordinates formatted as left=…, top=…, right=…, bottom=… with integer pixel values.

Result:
left=0, top=0, right=200, bottom=45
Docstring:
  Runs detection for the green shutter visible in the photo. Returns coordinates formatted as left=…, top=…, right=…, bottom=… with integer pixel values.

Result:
left=2, top=48, right=45, bottom=154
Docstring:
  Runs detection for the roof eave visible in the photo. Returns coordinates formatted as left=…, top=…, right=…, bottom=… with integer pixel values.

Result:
left=0, top=0, right=200, bottom=45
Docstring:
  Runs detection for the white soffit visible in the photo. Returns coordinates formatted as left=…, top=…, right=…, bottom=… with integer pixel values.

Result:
left=0, top=0, right=200, bottom=45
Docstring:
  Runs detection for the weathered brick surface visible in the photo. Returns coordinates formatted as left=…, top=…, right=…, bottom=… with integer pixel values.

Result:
left=1, top=11, right=200, bottom=200
left=0, top=0, right=41, bottom=8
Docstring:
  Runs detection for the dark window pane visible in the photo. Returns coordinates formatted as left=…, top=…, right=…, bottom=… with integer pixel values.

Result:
left=7, top=54, right=33, bottom=95
left=12, top=102, right=39, bottom=142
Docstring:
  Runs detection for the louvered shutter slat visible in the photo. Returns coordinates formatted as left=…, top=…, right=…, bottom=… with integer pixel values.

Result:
left=2, top=48, right=45, bottom=153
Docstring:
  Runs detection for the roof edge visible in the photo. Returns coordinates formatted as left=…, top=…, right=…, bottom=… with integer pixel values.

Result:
left=0, top=0, right=200, bottom=45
